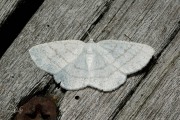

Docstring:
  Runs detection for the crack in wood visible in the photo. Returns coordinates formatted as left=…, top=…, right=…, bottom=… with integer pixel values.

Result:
left=0, top=0, right=44, bottom=58
left=80, top=0, right=116, bottom=42
left=130, top=52, right=180, bottom=119
left=110, top=22, right=180, bottom=120
left=98, top=0, right=137, bottom=40
left=154, top=21, right=180, bottom=60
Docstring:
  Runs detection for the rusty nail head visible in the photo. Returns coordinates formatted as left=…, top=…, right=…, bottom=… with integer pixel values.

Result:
left=15, top=96, right=58, bottom=120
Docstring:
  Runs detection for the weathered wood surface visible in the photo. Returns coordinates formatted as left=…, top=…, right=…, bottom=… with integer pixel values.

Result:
left=0, top=0, right=179, bottom=120
left=0, top=0, right=19, bottom=24
left=0, top=0, right=21, bottom=56
left=0, top=0, right=44, bottom=57
left=114, top=32, right=180, bottom=120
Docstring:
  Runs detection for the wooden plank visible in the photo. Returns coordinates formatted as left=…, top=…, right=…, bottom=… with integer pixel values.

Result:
left=114, top=32, right=180, bottom=120
left=0, top=0, right=21, bottom=56
left=0, top=0, right=179, bottom=120
left=0, top=0, right=19, bottom=24
left=0, top=0, right=44, bottom=57
left=0, top=0, right=43, bottom=26
left=0, top=0, right=116, bottom=119
left=59, top=0, right=180, bottom=119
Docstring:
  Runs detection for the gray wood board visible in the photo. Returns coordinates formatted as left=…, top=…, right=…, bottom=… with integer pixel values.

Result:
left=0, top=0, right=44, bottom=57
left=114, top=32, right=180, bottom=120
left=0, top=0, right=20, bottom=24
left=0, top=0, right=179, bottom=119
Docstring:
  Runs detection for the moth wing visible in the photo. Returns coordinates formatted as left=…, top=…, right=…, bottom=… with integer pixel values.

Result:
left=29, top=40, right=85, bottom=74
left=98, top=40, right=154, bottom=74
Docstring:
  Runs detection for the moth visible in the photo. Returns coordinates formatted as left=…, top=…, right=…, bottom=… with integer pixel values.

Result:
left=29, top=39, right=154, bottom=91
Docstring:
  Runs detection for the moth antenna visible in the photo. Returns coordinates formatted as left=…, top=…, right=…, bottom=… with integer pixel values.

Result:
left=86, top=30, right=93, bottom=40
left=124, top=34, right=131, bottom=41
left=76, top=20, right=93, bottom=42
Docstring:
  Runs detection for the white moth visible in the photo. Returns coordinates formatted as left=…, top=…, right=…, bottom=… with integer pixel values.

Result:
left=29, top=39, right=154, bottom=91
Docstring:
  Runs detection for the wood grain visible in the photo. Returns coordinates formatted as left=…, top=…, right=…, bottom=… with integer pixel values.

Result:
left=0, top=0, right=19, bottom=25
left=0, top=0, right=45, bottom=57
left=114, top=32, right=180, bottom=120
left=0, top=0, right=179, bottom=119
